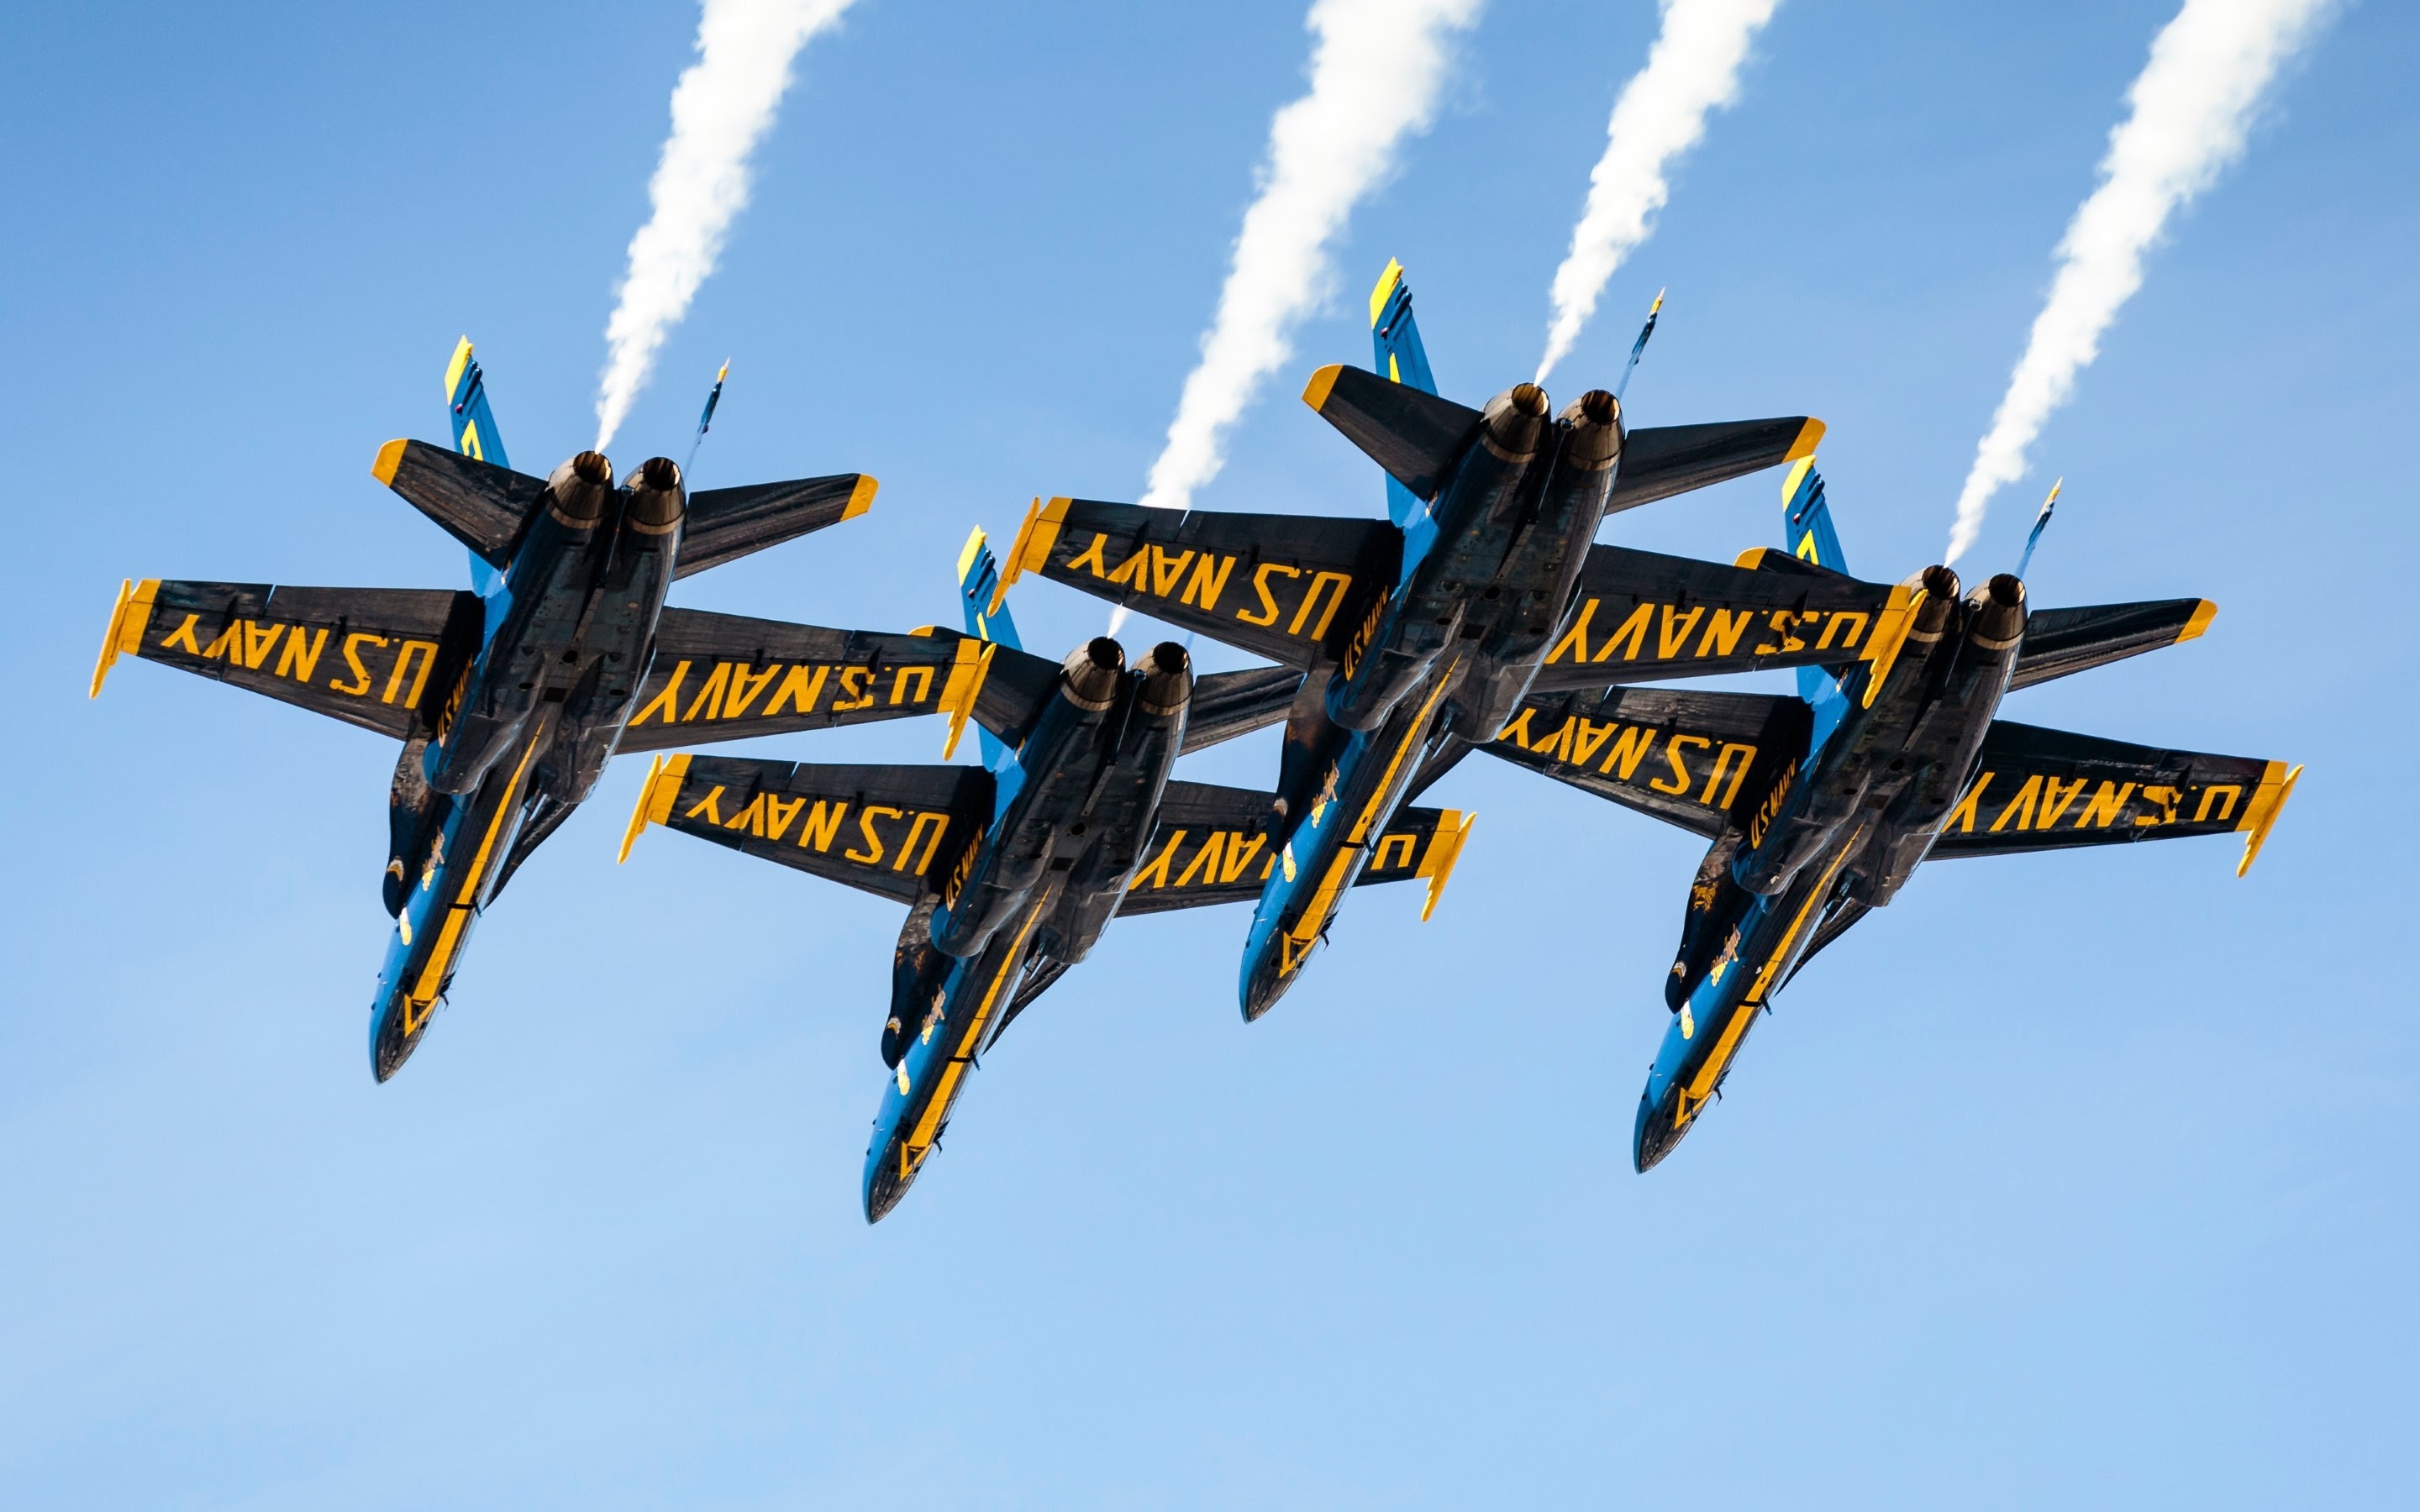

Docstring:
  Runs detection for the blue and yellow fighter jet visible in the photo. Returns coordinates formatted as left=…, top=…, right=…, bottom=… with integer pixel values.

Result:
left=1485, top=461, right=2301, bottom=1169
left=92, top=340, right=999, bottom=1079
left=985, top=261, right=1915, bottom=1019
left=621, top=534, right=1463, bottom=1220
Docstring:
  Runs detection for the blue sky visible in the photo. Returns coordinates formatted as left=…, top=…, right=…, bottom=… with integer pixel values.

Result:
left=3, top=1, right=2415, bottom=1504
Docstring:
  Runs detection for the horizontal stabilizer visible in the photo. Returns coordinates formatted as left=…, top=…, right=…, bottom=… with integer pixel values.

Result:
left=617, top=613, right=1054, bottom=757
left=674, top=473, right=876, bottom=579
left=1301, top=363, right=1484, bottom=500
left=1531, top=544, right=1909, bottom=691
left=371, top=439, right=548, bottom=565
left=1183, top=666, right=1306, bottom=755
left=91, top=577, right=481, bottom=738
left=2010, top=599, right=2215, bottom=690
left=621, top=754, right=992, bottom=904
left=1485, top=685, right=1808, bottom=840
left=1118, top=780, right=1464, bottom=916
left=994, top=496, right=1397, bottom=669
left=1607, top=417, right=1825, bottom=512
left=1937, top=721, right=2297, bottom=876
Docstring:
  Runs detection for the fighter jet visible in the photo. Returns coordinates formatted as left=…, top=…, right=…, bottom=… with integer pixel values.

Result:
left=92, top=340, right=1001, bottom=1079
left=1486, top=459, right=2300, bottom=1169
left=986, top=261, right=1918, bottom=1019
left=620, top=533, right=1462, bottom=1220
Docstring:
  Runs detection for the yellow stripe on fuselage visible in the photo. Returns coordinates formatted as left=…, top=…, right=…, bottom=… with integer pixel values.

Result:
left=402, top=733, right=544, bottom=1033
left=1677, top=829, right=1864, bottom=1120
left=903, top=904, right=1046, bottom=1156
left=1282, top=669, right=1458, bottom=959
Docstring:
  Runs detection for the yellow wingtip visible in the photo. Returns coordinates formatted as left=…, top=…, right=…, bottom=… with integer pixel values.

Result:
left=842, top=475, right=879, bottom=521
left=371, top=438, right=408, bottom=487
left=2235, top=762, right=2302, bottom=879
left=1368, top=259, right=1404, bottom=328
left=1735, top=547, right=1771, bottom=570
left=1784, top=418, right=1827, bottom=462
left=1302, top=364, right=1344, bottom=413
left=618, top=753, right=692, bottom=864
left=2177, top=600, right=2219, bottom=643
left=444, top=337, right=474, bottom=402
left=1417, top=811, right=1476, bottom=922
left=939, top=640, right=997, bottom=761
left=90, top=578, right=158, bottom=698
left=991, top=497, right=1066, bottom=615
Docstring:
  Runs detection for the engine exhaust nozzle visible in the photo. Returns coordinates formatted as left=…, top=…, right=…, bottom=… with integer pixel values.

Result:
left=1479, top=382, right=1549, bottom=461
left=624, top=455, right=685, bottom=535
left=1910, top=564, right=1960, bottom=641
left=1063, top=636, right=1126, bottom=711
left=1965, top=573, right=2027, bottom=651
left=1555, top=389, right=1623, bottom=471
left=1137, top=640, right=1192, bottom=717
left=545, top=451, right=615, bottom=528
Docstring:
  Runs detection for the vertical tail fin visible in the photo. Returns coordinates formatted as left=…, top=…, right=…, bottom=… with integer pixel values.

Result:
left=445, top=338, right=512, bottom=595
left=1370, top=260, right=1439, bottom=530
left=1780, top=456, right=1852, bottom=706
left=956, top=528, right=1021, bottom=771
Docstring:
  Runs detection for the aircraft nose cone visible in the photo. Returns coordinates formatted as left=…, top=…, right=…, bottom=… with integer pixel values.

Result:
left=1632, top=1089, right=1685, bottom=1173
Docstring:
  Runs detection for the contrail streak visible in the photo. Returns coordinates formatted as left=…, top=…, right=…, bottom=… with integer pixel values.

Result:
left=1945, top=0, right=2333, bottom=564
left=595, top=0, right=856, bottom=452
left=1535, top=0, right=1779, bottom=385
left=1135, top=0, right=1483, bottom=515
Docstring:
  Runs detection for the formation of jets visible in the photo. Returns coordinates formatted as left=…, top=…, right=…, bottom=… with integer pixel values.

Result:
left=92, top=265, right=2297, bottom=1221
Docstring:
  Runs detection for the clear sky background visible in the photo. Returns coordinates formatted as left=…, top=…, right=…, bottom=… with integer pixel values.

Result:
left=3, top=2, right=2414, bottom=1505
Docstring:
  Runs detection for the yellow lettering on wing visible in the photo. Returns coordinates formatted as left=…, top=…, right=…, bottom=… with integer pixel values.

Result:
left=681, top=785, right=729, bottom=825
left=1065, top=532, right=1113, bottom=577
left=161, top=613, right=203, bottom=655
left=682, top=662, right=733, bottom=722
left=723, top=663, right=780, bottom=719
left=1128, top=829, right=1187, bottom=890
left=1239, top=564, right=1299, bottom=627
left=1149, top=546, right=1196, bottom=597
left=765, top=663, right=828, bottom=717
left=2075, top=780, right=2135, bottom=829
left=241, top=621, right=283, bottom=669
left=384, top=639, right=439, bottom=708
left=1173, top=832, right=1224, bottom=889
left=761, top=794, right=807, bottom=842
left=847, top=806, right=904, bottom=865
left=1601, top=725, right=1657, bottom=780
left=2036, top=775, right=2088, bottom=827
left=276, top=626, right=329, bottom=682
left=332, top=633, right=386, bottom=696
left=1990, top=774, right=2044, bottom=832
left=1656, top=606, right=1706, bottom=660
left=1944, top=772, right=1992, bottom=832
left=797, top=800, right=849, bottom=852
left=1289, top=570, right=1355, bottom=640
left=1695, top=609, right=1753, bottom=659
left=889, top=664, right=934, bottom=707
left=899, top=811, right=952, bottom=874
left=1703, top=743, right=1759, bottom=809
left=831, top=667, right=875, bottom=712
left=1547, top=599, right=1597, bottom=664
left=1104, top=544, right=1150, bottom=589
left=1652, top=734, right=1709, bottom=795
left=2194, top=785, right=2244, bottom=824
left=1180, top=552, right=1235, bottom=611
left=1594, top=602, right=1653, bottom=662
left=1372, top=832, right=1416, bottom=871
left=1816, top=612, right=1868, bottom=651
left=1220, top=833, right=1268, bottom=884
left=628, top=660, right=688, bottom=725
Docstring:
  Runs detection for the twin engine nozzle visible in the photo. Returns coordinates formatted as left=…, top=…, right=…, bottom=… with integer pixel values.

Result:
left=540, top=450, right=686, bottom=534
left=1476, top=381, right=1623, bottom=469
left=1058, top=637, right=1192, bottom=716
left=1902, top=564, right=2028, bottom=650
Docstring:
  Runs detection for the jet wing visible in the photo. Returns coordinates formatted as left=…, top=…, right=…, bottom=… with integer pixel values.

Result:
left=673, top=473, right=878, bottom=578
left=91, top=577, right=482, bottom=739
left=1934, top=721, right=2298, bottom=876
left=1484, top=685, right=1808, bottom=840
left=1182, top=665, right=1306, bottom=755
left=1118, top=780, right=1470, bottom=916
left=618, top=613, right=1055, bottom=756
left=1530, top=544, right=1912, bottom=690
left=2009, top=599, right=2215, bottom=690
left=621, top=754, right=993, bottom=904
left=992, top=497, right=1397, bottom=669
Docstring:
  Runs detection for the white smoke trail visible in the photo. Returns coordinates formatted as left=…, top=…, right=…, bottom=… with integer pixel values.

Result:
left=1135, top=0, right=1484, bottom=514
left=594, top=0, right=856, bottom=452
left=1535, top=0, right=1779, bottom=385
left=1944, top=0, right=2333, bottom=564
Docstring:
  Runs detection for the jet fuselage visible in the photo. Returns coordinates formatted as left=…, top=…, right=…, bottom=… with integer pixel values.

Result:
left=865, top=638, right=1193, bottom=1221
left=1634, top=568, right=2028, bottom=1168
left=369, top=452, right=687, bottom=1080
left=1240, top=384, right=1623, bottom=1019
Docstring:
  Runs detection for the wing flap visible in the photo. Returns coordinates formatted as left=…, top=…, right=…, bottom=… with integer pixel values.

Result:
left=92, top=578, right=481, bottom=739
left=1181, top=666, right=1306, bottom=755
left=2010, top=599, right=2216, bottom=690
left=622, top=754, right=992, bottom=904
left=1484, top=685, right=1807, bottom=840
left=1607, top=417, right=1826, bottom=512
left=371, top=439, right=547, bottom=565
left=1935, top=721, right=2297, bottom=875
left=1301, top=363, right=1483, bottom=500
left=673, top=474, right=877, bottom=579
left=1532, top=544, right=1911, bottom=690
left=994, top=497, right=1397, bottom=669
